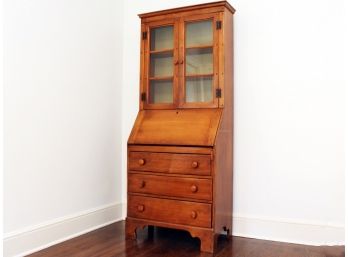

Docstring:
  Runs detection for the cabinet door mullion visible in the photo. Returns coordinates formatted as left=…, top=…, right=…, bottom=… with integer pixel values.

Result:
left=178, top=17, right=185, bottom=108
left=173, top=19, right=180, bottom=108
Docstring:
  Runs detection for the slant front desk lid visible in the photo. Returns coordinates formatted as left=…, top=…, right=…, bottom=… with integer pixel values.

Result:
left=128, top=109, right=222, bottom=147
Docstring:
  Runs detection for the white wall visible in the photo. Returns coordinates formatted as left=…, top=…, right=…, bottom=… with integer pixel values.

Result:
left=122, top=0, right=345, bottom=244
left=4, top=0, right=124, bottom=256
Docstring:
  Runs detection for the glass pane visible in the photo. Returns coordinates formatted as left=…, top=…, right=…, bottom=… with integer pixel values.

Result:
left=150, top=52, right=173, bottom=77
left=150, top=26, right=173, bottom=51
left=186, top=48, right=213, bottom=75
left=186, top=77, right=213, bottom=103
left=185, top=20, right=213, bottom=47
left=150, top=80, right=173, bottom=103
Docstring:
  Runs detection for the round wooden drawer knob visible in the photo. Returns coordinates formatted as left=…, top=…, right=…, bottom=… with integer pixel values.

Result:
left=138, top=159, right=145, bottom=166
left=191, top=161, right=199, bottom=168
left=191, top=185, right=198, bottom=193
left=140, top=181, right=146, bottom=188
left=137, top=205, right=145, bottom=212
left=191, top=211, right=197, bottom=219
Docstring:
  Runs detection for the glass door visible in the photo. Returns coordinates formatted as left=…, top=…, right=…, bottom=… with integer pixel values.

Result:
left=143, top=20, right=178, bottom=109
left=179, top=14, right=219, bottom=108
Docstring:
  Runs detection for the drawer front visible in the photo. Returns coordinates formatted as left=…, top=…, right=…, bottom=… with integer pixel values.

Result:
left=128, top=173, right=212, bottom=201
left=128, top=152, right=211, bottom=175
left=128, top=195, right=211, bottom=228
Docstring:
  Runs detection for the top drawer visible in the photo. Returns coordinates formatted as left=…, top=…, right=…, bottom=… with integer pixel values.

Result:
left=128, top=152, right=211, bottom=176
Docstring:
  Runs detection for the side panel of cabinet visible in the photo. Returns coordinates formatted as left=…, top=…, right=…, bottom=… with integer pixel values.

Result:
left=213, top=10, right=233, bottom=235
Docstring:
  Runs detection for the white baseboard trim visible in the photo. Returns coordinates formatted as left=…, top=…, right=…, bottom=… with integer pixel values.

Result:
left=232, top=214, right=345, bottom=246
left=3, top=202, right=124, bottom=257
left=3, top=205, right=344, bottom=257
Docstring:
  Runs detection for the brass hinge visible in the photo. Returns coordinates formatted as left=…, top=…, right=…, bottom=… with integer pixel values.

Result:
left=142, top=31, right=147, bottom=40
left=216, top=21, right=222, bottom=30
left=141, top=92, right=146, bottom=101
left=216, top=88, right=222, bottom=98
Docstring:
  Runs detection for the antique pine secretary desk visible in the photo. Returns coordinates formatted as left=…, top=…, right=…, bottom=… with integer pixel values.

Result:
left=126, top=1, right=235, bottom=253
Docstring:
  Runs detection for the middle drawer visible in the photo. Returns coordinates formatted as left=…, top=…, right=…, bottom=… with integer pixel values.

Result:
left=128, top=152, right=211, bottom=176
left=128, top=173, right=212, bottom=201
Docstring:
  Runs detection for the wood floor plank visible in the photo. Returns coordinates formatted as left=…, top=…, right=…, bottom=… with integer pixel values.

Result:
left=27, top=221, right=344, bottom=257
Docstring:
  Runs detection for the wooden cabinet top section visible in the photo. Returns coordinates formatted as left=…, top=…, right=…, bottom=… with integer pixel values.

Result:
left=139, top=1, right=235, bottom=21
left=128, top=109, right=222, bottom=146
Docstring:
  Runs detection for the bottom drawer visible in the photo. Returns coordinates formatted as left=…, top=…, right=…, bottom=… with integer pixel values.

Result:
left=128, top=195, right=211, bottom=228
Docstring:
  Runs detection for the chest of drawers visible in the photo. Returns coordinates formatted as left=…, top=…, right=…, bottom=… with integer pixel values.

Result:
left=126, top=110, right=232, bottom=253
left=126, top=1, right=234, bottom=253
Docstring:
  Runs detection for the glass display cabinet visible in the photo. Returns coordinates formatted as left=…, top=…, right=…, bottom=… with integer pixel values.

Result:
left=142, top=12, right=221, bottom=109
left=126, top=1, right=235, bottom=253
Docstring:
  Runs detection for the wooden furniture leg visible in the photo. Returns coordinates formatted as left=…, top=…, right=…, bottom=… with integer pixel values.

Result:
left=190, top=229, right=215, bottom=253
left=125, top=219, right=137, bottom=239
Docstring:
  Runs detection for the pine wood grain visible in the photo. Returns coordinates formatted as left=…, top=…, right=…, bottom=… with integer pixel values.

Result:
left=128, top=173, right=212, bottom=201
left=213, top=7, right=234, bottom=236
left=128, top=145, right=212, bottom=155
left=128, top=109, right=222, bottom=146
left=127, top=196, right=212, bottom=228
left=128, top=151, right=211, bottom=175
left=128, top=2, right=233, bottom=252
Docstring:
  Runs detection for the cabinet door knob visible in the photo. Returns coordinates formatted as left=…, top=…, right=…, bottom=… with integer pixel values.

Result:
left=191, top=185, right=198, bottom=193
left=140, top=181, right=146, bottom=188
left=179, top=60, right=184, bottom=64
left=137, top=205, right=145, bottom=212
left=174, top=60, right=179, bottom=65
left=138, top=159, right=145, bottom=166
left=191, top=211, right=197, bottom=219
left=191, top=161, right=199, bottom=168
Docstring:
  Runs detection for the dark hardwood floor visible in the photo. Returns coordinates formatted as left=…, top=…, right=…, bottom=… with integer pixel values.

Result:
left=28, top=221, right=344, bottom=257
